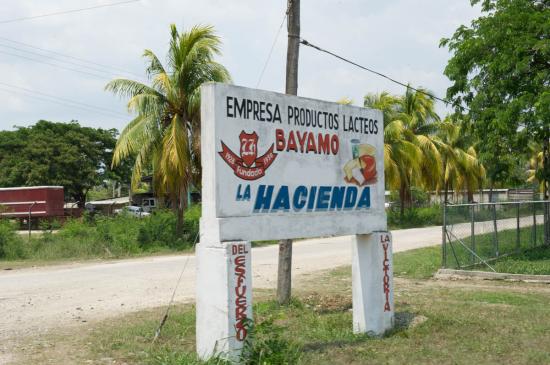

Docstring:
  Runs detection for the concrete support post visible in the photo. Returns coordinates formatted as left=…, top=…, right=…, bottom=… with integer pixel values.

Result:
left=352, top=232, right=394, bottom=335
left=196, top=241, right=252, bottom=362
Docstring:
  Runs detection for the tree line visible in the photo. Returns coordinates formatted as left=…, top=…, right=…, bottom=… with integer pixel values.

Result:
left=0, top=0, right=547, bottom=229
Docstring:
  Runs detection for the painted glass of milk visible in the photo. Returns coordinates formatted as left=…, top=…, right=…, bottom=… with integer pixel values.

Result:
left=351, top=139, right=361, bottom=159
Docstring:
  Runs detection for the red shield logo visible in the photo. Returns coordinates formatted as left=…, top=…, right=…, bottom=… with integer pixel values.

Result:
left=219, top=130, right=278, bottom=181
left=239, top=131, right=258, bottom=167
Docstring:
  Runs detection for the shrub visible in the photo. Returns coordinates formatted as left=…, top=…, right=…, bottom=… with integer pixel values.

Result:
left=137, top=210, right=178, bottom=249
left=240, top=317, right=302, bottom=365
left=0, top=219, right=26, bottom=259
left=388, top=205, right=442, bottom=229
left=137, top=205, right=201, bottom=250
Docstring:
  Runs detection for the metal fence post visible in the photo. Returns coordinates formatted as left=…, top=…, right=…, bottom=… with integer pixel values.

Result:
left=543, top=201, right=550, bottom=245
left=533, top=202, right=537, bottom=246
left=442, top=202, right=447, bottom=268
left=492, top=203, right=499, bottom=257
left=516, top=202, right=521, bottom=253
left=470, top=204, right=475, bottom=264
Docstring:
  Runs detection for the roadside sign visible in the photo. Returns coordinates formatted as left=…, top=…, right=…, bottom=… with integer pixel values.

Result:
left=201, top=83, right=386, bottom=242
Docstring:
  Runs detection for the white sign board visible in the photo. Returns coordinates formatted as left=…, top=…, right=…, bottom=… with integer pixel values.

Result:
left=201, top=83, right=386, bottom=242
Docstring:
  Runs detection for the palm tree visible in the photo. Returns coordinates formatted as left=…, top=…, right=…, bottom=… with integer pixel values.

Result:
left=436, top=117, right=485, bottom=203
left=527, top=142, right=545, bottom=194
left=364, top=91, right=421, bottom=216
left=106, top=24, right=231, bottom=234
left=365, top=87, right=441, bottom=216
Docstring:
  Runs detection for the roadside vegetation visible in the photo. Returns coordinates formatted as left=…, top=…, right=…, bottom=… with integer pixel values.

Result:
left=0, top=206, right=200, bottom=264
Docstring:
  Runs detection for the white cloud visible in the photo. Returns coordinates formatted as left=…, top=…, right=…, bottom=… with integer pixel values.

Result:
left=0, top=0, right=481, bottom=131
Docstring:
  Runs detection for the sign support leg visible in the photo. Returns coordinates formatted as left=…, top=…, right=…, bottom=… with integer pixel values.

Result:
left=352, top=232, right=394, bottom=335
left=196, top=241, right=252, bottom=362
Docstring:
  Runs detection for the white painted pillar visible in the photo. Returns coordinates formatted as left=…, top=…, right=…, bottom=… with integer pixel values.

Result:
left=196, top=241, right=252, bottom=362
left=352, top=232, right=394, bottom=335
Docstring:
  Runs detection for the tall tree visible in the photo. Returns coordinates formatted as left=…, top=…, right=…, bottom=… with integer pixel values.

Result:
left=365, top=87, right=442, bottom=216
left=436, top=116, right=486, bottom=202
left=0, top=120, right=120, bottom=206
left=441, top=0, right=550, bottom=199
left=106, top=24, right=231, bottom=234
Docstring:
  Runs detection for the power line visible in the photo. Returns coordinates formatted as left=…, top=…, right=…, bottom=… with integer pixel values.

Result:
left=0, top=36, right=145, bottom=80
left=0, top=49, right=114, bottom=80
left=0, top=82, right=128, bottom=119
left=256, top=0, right=293, bottom=88
left=0, top=43, right=121, bottom=78
left=0, top=87, right=124, bottom=120
left=0, top=0, right=141, bottom=25
left=299, top=38, right=470, bottom=112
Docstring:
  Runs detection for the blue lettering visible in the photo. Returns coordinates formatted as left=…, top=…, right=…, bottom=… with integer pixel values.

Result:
left=316, top=186, right=331, bottom=211
left=307, top=186, right=317, bottom=211
left=272, top=185, right=291, bottom=212
left=293, top=186, right=308, bottom=211
left=254, top=185, right=274, bottom=212
left=329, top=186, right=345, bottom=210
left=236, top=184, right=251, bottom=201
left=357, top=187, right=371, bottom=209
left=344, top=187, right=358, bottom=209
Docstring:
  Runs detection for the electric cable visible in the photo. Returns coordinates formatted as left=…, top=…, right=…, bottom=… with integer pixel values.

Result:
left=0, top=36, right=145, bottom=79
left=299, top=38, right=470, bottom=111
left=256, top=0, right=293, bottom=88
left=0, top=49, right=111, bottom=80
left=0, top=43, right=125, bottom=78
left=0, top=0, right=140, bottom=25
left=152, top=229, right=200, bottom=343
left=0, top=84, right=127, bottom=119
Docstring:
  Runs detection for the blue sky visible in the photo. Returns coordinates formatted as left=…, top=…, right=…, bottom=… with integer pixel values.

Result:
left=0, top=0, right=481, bottom=132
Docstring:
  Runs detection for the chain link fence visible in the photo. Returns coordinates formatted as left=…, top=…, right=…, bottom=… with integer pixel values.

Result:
left=442, top=200, right=550, bottom=270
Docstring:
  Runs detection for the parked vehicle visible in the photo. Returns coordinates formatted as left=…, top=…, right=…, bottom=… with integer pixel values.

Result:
left=141, top=198, right=157, bottom=213
left=114, top=205, right=150, bottom=218
left=0, top=186, right=68, bottom=227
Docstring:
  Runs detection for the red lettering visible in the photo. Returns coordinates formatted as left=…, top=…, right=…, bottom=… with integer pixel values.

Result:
left=306, top=133, right=317, bottom=153
left=330, top=134, right=339, bottom=154
left=275, top=129, right=285, bottom=151
left=296, top=131, right=308, bottom=153
left=382, top=241, right=391, bottom=312
left=287, top=130, right=298, bottom=152
left=233, top=249, right=248, bottom=342
left=317, top=133, right=330, bottom=154
left=273, top=129, right=339, bottom=155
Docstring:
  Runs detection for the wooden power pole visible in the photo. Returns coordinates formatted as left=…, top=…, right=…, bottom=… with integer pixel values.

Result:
left=277, top=0, right=300, bottom=305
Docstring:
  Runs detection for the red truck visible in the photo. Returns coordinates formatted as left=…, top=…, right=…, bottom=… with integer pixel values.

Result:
left=0, top=186, right=65, bottom=224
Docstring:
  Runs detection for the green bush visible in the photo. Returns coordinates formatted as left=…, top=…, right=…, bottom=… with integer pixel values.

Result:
left=137, top=210, right=178, bottom=249
left=388, top=205, right=442, bottom=229
left=137, top=205, right=201, bottom=250
left=241, top=316, right=302, bottom=365
left=0, top=219, right=26, bottom=259
left=0, top=205, right=202, bottom=263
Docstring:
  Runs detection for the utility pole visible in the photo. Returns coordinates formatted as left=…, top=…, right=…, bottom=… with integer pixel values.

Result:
left=277, top=0, right=300, bottom=305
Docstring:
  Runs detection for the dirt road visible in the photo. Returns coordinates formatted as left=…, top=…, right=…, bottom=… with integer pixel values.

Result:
left=0, top=217, right=540, bottom=352
left=0, top=226, right=442, bottom=343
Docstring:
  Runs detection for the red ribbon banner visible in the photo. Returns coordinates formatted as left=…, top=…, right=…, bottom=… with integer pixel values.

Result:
left=219, top=142, right=278, bottom=181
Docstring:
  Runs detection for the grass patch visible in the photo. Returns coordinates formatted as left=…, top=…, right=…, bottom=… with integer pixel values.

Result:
left=485, top=245, right=550, bottom=275
left=29, top=265, right=550, bottom=365
left=446, top=224, right=546, bottom=269
left=393, top=246, right=441, bottom=279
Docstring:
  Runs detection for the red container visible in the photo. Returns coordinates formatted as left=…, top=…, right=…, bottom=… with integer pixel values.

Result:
left=0, top=186, right=65, bottom=218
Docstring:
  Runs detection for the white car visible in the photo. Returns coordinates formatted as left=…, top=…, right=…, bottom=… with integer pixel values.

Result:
left=115, top=206, right=150, bottom=218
